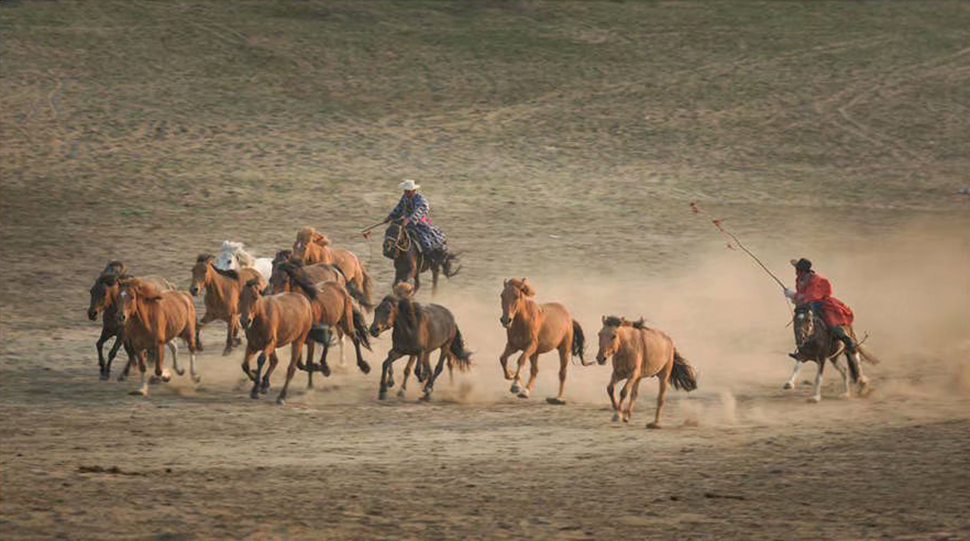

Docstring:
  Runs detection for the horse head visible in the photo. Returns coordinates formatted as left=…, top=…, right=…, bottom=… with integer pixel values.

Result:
left=115, top=279, right=161, bottom=326
left=596, top=315, right=625, bottom=365
left=293, top=227, right=328, bottom=260
left=88, top=272, right=123, bottom=320
left=190, top=254, right=214, bottom=296
left=500, top=278, right=535, bottom=328
left=793, top=304, right=818, bottom=349
left=238, top=278, right=264, bottom=330
left=369, top=294, right=399, bottom=337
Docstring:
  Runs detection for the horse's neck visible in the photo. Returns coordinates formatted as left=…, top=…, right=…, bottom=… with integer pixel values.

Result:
left=311, top=243, right=331, bottom=263
left=393, top=302, right=422, bottom=344
left=616, top=328, right=642, bottom=362
left=131, top=297, right=158, bottom=338
left=206, top=267, right=237, bottom=300
left=513, top=298, right=541, bottom=326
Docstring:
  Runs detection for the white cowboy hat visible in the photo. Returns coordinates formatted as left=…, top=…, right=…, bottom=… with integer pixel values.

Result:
left=399, top=179, right=420, bottom=191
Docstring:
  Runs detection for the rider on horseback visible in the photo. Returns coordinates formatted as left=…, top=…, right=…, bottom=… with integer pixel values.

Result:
left=785, top=258, right=856, bottom=360
left=383, top=179, right=448, bottom=262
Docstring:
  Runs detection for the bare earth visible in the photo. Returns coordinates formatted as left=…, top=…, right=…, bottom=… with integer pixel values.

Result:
left=2, top=1, right=970, bottom=540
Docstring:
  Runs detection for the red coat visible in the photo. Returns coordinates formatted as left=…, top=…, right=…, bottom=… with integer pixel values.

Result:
left=794, top=272, right=854, bottom=327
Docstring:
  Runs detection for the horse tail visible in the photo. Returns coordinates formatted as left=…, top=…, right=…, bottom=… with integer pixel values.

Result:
left=360, top=263, right=375, bottom=309
left=571, top=320, right=586, bottom=361
left=670, top=349, right=698, bottom=391
left=442, top=252, right=462, bottom=278
left=351, top=306, right=372, bottom=351
left=337, top=263, right=373, bottom=311
left=449, top=326, right=473, bottom=372
left=856, top=345, right=882, bottom=365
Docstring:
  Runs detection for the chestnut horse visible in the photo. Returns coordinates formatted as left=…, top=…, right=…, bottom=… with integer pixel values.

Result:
left=292, top=227, right=374, bottom=309
left=116, top=278, right=199, bottom=396
left=87, top=261, right=177, bottom=380
left=369, top=286, right=472, bottom=401
left=274, top=262, right=372, bottom=385
left=237, top=278, right=318, bottom=405
left=595, top=316, right=697, bottom=428
left=498, top=278, right=585, bottom=404
left=190, top=253, right=267, bottom=355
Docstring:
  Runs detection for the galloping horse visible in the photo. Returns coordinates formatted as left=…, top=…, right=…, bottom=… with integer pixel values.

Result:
left=367, top=283, right=428, bottom=397
left=275, top=262, right=372, bottom=384
left=787, top=304, right=876, bottom=402
left=269, top=250, right=371, bottom=310
left=498, top=278, right=585, bottom=404
left=595, top=316, right=697, bottom=428
left=190, top=253, right=267, bottom=355
left=292, top=227, right=374, bottom=309
left=369, top=286, right=472, bottom=401
left=383, top=221, right=460, bottom=294
left=87, top=261, right=178, bottom=380
left=215, top=241, right=273, bottom=281
left=237, top=279, right=316, bottom=405
left=116, top=278, right=199, bottom=396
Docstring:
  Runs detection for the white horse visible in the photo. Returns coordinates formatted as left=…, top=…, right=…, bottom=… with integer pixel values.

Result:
left=215, top=241, right=273, bottom=282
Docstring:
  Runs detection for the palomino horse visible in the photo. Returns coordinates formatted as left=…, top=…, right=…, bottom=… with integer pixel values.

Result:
left=369, top=286, right=472, bottom=401
left=498, top=278, right=585, bottom=404
left=292, top=227, right=374, bottom=309
left=787, top=304, right=876, bottom=402
left=274, top=262, right=372, bottom=385
left=116, top=278, right=200, bottom=396
left=215, top=241, right=273, bottom=281
left=190, top=253, right=267, bottom=355
left=383, top=221, right=460, bottom=294
left=595, top=316, right=697, bottom=428
left=87, top=262, right=178, bottom=380
left=238, top=278, right=325, bottom=405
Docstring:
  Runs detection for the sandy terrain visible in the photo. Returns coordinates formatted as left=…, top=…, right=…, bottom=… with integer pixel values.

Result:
left=2, top=1, right=970, bottom=539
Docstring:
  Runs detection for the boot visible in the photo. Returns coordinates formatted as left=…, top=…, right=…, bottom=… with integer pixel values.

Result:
left=832, top=326, right=857, bottom=353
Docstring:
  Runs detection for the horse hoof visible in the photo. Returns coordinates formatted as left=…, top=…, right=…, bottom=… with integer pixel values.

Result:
left=808, top=396, right=821, bottom=403
left=783, top=382, right=794, bottom=390
left=545, top=397, right=566, bottom=406
left=358, top=362, right=371, bottom=375
left=117, top=374, right=127, bottom=382
left=386, top=378, right=395, bottom=389
left=297, top=360, right=308, bottom=371
left=420, top=394, right=431, bottom=402
left=250, top=390, right=260, bottom=400
left=378, top=390, right=388, bottom=401
left=148, top=376, right=160, bottom=385
left=397, top=388, right=406, bottom=398
left=510, top=382, right=521, bottom=394
left=275, top=397, right=286, bottom=406
left=99, top=372, right=110, bottom=381
left=222, top=348, right=233, bottom=357
left=611, top=413, right=621, bottom=422
left=622, top=415, right=630, bottom=423
left=517, top=391, right=530, bottom=399
left=192, top=375, right=202, bottom=384
left=646, top=422, right=661, bottom=429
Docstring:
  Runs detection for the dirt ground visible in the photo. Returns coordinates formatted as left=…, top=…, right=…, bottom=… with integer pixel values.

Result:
left=2, top=1, right=970, bottom=540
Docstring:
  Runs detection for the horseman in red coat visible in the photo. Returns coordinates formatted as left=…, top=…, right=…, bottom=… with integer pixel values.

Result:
left=784, top=258, right=856, bottom=359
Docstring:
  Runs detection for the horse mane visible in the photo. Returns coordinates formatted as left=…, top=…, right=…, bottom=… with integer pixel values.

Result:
left=603, top=315, right=624, bottom=328
left=397, top=295, right=419, bottom=329
left=197, top=253, right=215, bottom=264
left=124, top=277, right=163, bottom=301
left=506, top=277, right=536, bottom=297
left=244, top=277, right=263, bottom=289
left=98, top=271, right=131, bottom=287
left=273, top=250, right=293, bottom=264
left=631, top=318, right=648, bottom=330
left=298, top=227, right=330, bottom=247
left=102, top=260, right=128, bottom=276
left=213, top=266, right=240, bottom=279
left=223, top=241, right=255, bottom=267
left=278, top=262, right=318, bottom=299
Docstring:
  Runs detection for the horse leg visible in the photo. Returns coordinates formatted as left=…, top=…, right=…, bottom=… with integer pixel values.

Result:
left=196, top=312, right=217, bottom=352
left=398, top=356, right=416, bottom=398
left=850, top=351, right=870, bottom=396
left=168, top=341, right=185, bottom=377
left=95, top=327, right=111, bottom=379
left=510, top=344, right=536, bottom=395
left=546, top=345, right=569, bottom=405
left=130, top=350, right=149, bottom=396
left=809, top=360, right=825, bottom=403
left=317, top=338, right=331, bottom=377
left=783, top=360, right=803, bottom=390
left=276, top=340, right=303, bottom=406
left=105, top=334, right=125, bottom=379
left=118, top=341, right=135, bottom=382
left=617, top=369, right=640, bottom=422
left=223, top=316, right=237, bottom=356
left=151, top=342, right=171, bottom=383
left=607, top=372, right=621, bottom=422
left=518, top=352, right=540, bottom=399
left=625, top=376, right=645, bottom=423
left=241, top=348, right=258, bottom=382
left=498, top=343, right=518, bottom=381
left=379, top=350, right=406, bottom=400
left=338, top=330, right=347, bottom=370
left=250, top=351, right=267, bottom=399
left=351, top=332, right=370, bottom=374
left=421, top=351, right=441, bottom=401
left=262, top=351, right=280, bottom=394
left=647, top=375, right=669, bottom=429
left=829, top=357, right=849, bottom=398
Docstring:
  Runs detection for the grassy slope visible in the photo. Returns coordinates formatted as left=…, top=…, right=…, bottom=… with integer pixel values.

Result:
left=1, top=0, right=968, bottom=330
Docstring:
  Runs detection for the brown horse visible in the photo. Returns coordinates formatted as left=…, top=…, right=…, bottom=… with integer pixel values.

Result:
left=595, top=316, right=697, bottom=428
left=87, top=261, right=177, bottom=380
left=292, top=227, right=374, bottom=309
left=237, top=278, right=317, bottom=405
left=787, top=303, right=875, bottom=402
left=383, top=221, right=460, bottom=294
left=190, top=253, right=267, bottom=355
left=274, top=262, right=372, bottom=385
left=498, top=278, right=585, bottom=404
left=369, top=285, right=472, bottom=401
left=116, top=278, right=199, bottom=396
left=367, top=283, right=429, bottom=397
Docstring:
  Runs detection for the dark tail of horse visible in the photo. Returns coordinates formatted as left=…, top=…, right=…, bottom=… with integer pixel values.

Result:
left=856, top=345, right=881, bottom=365
left=449, top=326, right=472, bottom=372
left=441, top=252, right=461, bottom=279
left=335, top=263, right=373, bottom=311
left=351, top=307, right=372, bottom=351
left=670, top=349, right=698, bottom=391
left=571, top=320, right=586, bottom=362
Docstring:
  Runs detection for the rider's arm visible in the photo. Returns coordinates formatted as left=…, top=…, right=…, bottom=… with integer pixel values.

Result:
left=406, top=195, right=429, bottom=223
left=386, top=196, right=405, bottom=222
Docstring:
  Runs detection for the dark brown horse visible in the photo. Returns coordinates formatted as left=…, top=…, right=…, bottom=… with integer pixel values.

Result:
left=383, top=221, right=460, bottom=294
left=369, top=288, right=472, bottom=401
left=87, top=262, right=177, bottom=380
left=787, top=304, right=876, bottom=402
left=269, top=250, right=371, bottom=310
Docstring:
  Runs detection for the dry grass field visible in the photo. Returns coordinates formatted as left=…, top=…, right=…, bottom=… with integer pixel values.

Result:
left=2, top=1, right=969, bottom=539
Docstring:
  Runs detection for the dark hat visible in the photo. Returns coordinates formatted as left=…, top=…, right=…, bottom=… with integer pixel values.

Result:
left=790, top=258, right=812, bottom=272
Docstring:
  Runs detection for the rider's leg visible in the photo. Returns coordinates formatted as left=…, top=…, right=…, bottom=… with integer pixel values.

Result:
left=831, top=325, right=857, bottom=353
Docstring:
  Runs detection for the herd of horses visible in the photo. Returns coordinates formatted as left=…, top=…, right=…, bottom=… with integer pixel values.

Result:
left=86, top=226, right=874, bottom=427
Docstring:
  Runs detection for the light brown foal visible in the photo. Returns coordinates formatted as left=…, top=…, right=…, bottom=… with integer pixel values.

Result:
left=498, top=278, right=585, bottom=404
left=292, top=227, right=374, bottom=309
left=595, top=316, right=697, bottom=428
left=190, top=253, right=267, bottom=355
